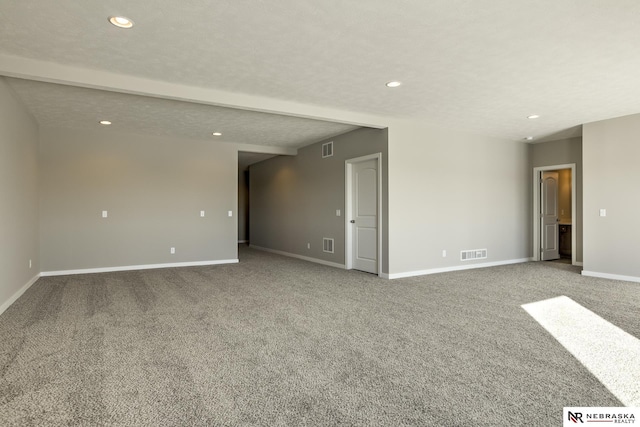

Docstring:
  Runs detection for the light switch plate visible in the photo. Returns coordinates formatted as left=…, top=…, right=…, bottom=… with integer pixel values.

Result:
left=200, top=210, right=205, bottom=217
left=102, top=210, right=108, bottom=218
left=336, top=209, right=341, bottom=217
left=228, top=211, right=233, bottom=217
left=599, top=209, right=607, bottom=217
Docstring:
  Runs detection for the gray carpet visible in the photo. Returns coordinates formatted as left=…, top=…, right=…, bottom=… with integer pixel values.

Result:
left=1, top=246, right=638, bottom=426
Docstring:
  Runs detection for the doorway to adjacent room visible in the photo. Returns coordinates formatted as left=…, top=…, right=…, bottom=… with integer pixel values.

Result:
left=532, top=164, right=576, bottom=265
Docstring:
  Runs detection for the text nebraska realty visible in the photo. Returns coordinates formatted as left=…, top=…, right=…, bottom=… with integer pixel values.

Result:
left=584, top=412, right=635, bottom=423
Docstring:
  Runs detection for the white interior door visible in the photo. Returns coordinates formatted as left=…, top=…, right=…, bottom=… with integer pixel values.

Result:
left=349, top=158, right=378, bottom=274
left=541, top=171, right=560, bottom=261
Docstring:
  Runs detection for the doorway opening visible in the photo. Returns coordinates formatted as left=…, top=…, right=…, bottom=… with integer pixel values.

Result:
left=238, top=152, right=277, bottom=247
left=532, top=164, right=576, bottom=265
left=345, top=153, right=382, bottom=276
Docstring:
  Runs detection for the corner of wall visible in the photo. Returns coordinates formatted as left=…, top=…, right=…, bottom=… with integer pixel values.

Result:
left=0, top=78, right=40, bottom=314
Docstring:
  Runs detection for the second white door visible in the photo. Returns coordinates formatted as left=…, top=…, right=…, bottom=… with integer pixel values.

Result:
left=349, top=157, right=378, bottom=274
left=541, top=171, right=560, bottom=261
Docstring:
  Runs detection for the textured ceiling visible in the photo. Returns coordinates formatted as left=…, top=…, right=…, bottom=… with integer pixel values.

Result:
left=6, top=78, right=358, bottom=148
left=2, top=0, right=640, bottom=142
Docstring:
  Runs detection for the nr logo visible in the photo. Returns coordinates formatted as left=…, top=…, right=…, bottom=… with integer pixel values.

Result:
left=568, top=411, right=583, bottom=423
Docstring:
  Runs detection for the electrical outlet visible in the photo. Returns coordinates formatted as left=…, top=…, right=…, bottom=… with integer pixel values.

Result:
left=228, top=210, right=233, bottom=217
left=102, top=210, right=108, bottom=218
left=307, top=243, right=310, bottom=249
left=29, top=259, right=32, bottom=269
left=170, top=247, right=175, bottom=254
left=200, top=210, right=205, bottom=217
left=336, top=209, right=341, bottom=217
left=442, top=250, right=447, bottom=257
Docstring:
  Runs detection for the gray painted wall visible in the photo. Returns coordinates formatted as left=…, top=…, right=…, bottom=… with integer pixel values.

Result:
left=530, top=137, right=583, bottom=263
left=583, top=114, right=640, bottom=279
left=238, top=169, right=249, bottom=242
left=0, top=78, right=39, bottom=309
left=39, top=127, right=238, bottom=272
left=387, top=120, right=530, bottom=275
left=250, top=127, right=388, bottom=273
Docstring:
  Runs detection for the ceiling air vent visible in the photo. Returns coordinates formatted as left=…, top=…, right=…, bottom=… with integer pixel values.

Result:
left=322, top=141, right=333, bottom=158
left=460, top=248, right=487, bottom=261
left=323, top=238, right=335, bottom=253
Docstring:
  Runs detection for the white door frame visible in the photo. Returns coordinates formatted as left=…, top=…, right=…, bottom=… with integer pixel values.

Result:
left=345, top=153, right=382, bottom=277
left=532, top=163, right=576, bottom=265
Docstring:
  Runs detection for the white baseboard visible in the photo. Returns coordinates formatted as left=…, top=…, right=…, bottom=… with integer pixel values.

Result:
left=250, top=245, right=345, bottom=269
left=581, top=270, right=640, bottom=284
left=40, top=259, right=239, bottom=277
left=0, top=273, right=40, bottom=316
left=238, top=240, right=248, bottom=244
left=383, top=257, right=533, bottom=280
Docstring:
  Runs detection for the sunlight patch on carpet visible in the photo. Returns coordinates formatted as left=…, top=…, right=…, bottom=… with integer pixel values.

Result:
left=522, top=295, right=640, bottom=406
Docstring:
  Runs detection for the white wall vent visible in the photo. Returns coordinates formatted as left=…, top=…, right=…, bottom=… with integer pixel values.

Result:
left=323, top=238, right=335, bottom=253
left=460, top=248, right=487, bottom=261
left=322, top=141, right=333, bottom=158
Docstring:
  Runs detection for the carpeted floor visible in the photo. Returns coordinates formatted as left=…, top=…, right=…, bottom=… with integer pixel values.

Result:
left=1, top=246, right=638, bottom=426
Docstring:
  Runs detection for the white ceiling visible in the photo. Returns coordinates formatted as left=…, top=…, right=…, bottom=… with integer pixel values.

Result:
left=6, top=78, right=358, bottom=148
left=2, top=0, right=640, bottom=143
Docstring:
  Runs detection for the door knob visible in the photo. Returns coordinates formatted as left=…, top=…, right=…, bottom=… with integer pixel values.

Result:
left=350, top=220, right=355, bottom=223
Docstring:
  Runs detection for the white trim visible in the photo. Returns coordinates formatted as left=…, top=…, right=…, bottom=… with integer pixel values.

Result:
left=532, top=164, right=577, bottom=264
left=345, top=152, right=383, bottom=277
left=250, top=245, right=345, bottom=269
left=0, top=273, right=40, bottom=316
left=237, top=240, right=249, bottom=244
left=40, top=259, right=239, bottom=277
left=384, top=258, right=533, bottom=280
left=581, top=270, right=640, bottom=284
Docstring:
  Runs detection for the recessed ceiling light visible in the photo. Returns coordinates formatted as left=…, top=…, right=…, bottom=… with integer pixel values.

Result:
left=385, top=81, right=402, bottom=88
left=108, top=16, right=134, bottom=29
left=99, top=120, right=112, bottom=125
left=524, top=136, right=534, bottom=141
left=527, top=114, right=540, bottom=119
left=212, top=132, right=222, bottom=136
